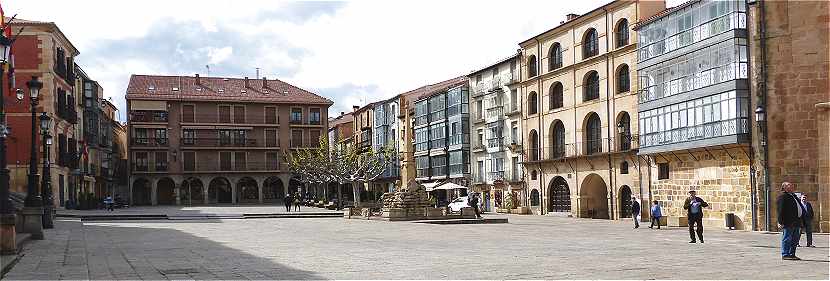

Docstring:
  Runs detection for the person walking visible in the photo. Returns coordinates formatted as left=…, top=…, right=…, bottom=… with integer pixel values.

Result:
left=283, top=193, right=293, bottom=212
left=104, top=196, right=114, bottom=212
left=649, top=200, right=662, bottom=229
left=683, top=190, right=709, bottom=243
left=631, top=197, right=641, bottom=228
left=800, top=195, right=815, bottom=247
left=777, top=182, right=805, bottom=260
left=468, top=193, right=482, bottom=219
left=293, top=192, right=302, bottom=212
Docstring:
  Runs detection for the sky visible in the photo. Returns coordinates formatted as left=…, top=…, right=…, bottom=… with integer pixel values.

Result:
left=6, top=0, right=682, bottom=121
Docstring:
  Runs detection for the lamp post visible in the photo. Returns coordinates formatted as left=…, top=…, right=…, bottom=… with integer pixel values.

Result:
left=21, top=76, right=44, bottom=240
left=40, top=113, right=54, bottom=229
left=0, top=30, right=17, bottom=254
left=755, top=105, right=770, bottom=231
left=616, top=120, right=630, bottom=151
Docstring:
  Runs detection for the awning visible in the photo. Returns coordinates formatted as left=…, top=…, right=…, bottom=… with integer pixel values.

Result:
left=421, top=182, right=442, bottom=192
left=433, top=182, right=468, bottom=191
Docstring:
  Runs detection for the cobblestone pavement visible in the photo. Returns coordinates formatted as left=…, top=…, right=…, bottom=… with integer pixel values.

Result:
left=4, top=213, right=828, bottom=280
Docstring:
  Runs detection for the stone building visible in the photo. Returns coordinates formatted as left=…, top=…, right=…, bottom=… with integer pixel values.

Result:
left=747, top=0, right=829, bottom=232
left=372, top=96, right=402, bottom=194
left=634, top=0, right=753, bottom=229
left=519, top=0, right=665, bottom=219
left=125, top=74, right=332, bottom=205
left=468, top=54, right=525, bottom=213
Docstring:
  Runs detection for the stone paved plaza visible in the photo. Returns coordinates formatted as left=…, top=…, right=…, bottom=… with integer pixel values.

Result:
left=2, top=210, right=828, bottom=280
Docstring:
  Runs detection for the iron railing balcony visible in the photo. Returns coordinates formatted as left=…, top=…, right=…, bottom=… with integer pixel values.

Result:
left=487, top=138, right=504, bottom=149
left=131, top=138, right=169, bottom=147
left=180, top=138, right=258, bottom=147
left=181, top=161, right=281, bottom=172
left=487, top=171, right=505, bottom=182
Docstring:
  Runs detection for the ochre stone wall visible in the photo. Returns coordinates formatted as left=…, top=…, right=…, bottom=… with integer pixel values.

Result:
left=650, top=149, right=752, bottom=230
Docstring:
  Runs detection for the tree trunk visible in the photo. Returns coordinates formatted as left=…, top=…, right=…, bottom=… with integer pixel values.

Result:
left=337, top=182, right=343, bottom=210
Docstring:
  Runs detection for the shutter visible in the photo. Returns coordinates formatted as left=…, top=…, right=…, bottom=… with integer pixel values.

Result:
left=266, top=152, right=279, bottom=170
left=234, top=152, right=246, bottom=171
left=265, top=107, right=277, bottom=124
left=182, top=105, right=194, bottom=123
left=219, top=152, right=232, bottom=171
left=233, top=106, right=245, bottom=124
left=218, top=106, right=231, bottom=123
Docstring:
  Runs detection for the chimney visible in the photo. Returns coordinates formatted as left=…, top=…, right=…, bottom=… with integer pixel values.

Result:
left=244, top=76, right=249, bottom=88
left=262, top=77, right=267, bottom=88
left=353, top=105, right=359, bottom=112
left=340, top=112, right=345, bottom=116
left=195, top=74, right=200, bottom=84
left=566, top=13, right=580, bottom=21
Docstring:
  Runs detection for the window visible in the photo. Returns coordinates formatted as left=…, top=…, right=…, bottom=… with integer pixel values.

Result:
left=530, top=189, right=540, bottom=206
left=527, top=55, right=538, bottom=77
left=476, top=100, right=483, bottom=119
left=658, top=163, right=670, bottom=179
left=616, top=19, right=629, bottom=48
left=511, top=122, right=518, bottom=144
left=552, top=122, right=565, bottom=158
left=617, top=64, right=630, bottom=94
left=510, top=89, right=518, bottom=111
left=310, top=130, right=321, bottom=144
left=264, top=106, right=278, bottom=124
left=183, top=151, right=196, bottom=171
left=416, top=156, right=429, bottom=177
left=477, top=129, right=484, bottom=147
left=549, top=43, right=562, bottom=70
left=266, top=152, right=280, bottom=170
left=583, top=28, right=598, bottom=58
left=265, top=129, right=279, bottom=147
left=531, top=170, right=537, bottom=180
left=234, top=152, right=246, bottom=171
left=310, top=108, right=321, bottom=124
left=218, top=105, right=231, bottom=123
left=549, top=82, right=563, bottom=110
left=529, top=130, right=539, bottom=161
left=290, top=108, right=303, bottom=123
left=528, top=92, right=538, bottom=115
left=583, top=71, right=600, bottom=101
left=620, top=161, right=629, bottom=174
left=154, top=152, right=167, bottom=171
left=431, top=155, right=447, bottom=176
left=182, top=105, right=194, bottom=123
left=135, top=152, right=148, bottom=171
left=219, top=152, right=232, bottom=171
left=154, top=128, right=168, bottom=145
left=618, top=112, right=631, bottom=151
left=414, top=127, right=429, bottom=151
left=134, top=128, right=148, bottom=144
left=233, top=105, right=245, bottom=124
left=585, top=113, right=602, bottom=154
left=291, top=129, right=303, bottom=147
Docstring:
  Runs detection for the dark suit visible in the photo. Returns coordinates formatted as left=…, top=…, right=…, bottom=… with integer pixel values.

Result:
left=777, top=192, right=804, bottom=256
left=803, top=201, right=814, bottom=246
left=631, top=201, right=640, bottom=228
left=683, top=196, right=709, bottom=242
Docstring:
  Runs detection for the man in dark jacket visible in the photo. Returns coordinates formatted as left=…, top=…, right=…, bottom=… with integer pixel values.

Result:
left=468, top=193, right=481, bottom=219
left=683, top=190, right=709, bottom=243
left=777, top=182, right=804, bottom=260
left=801, top=195, right=815, bottom=247
left=631, top=197, right=641, bottom=228
left=283, top=193, right=293, bottom=212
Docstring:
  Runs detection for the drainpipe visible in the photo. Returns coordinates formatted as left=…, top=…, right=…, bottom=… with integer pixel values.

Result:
left=758, top=0, right=771, bottom=232
left=535, top=38, right=544, bottom=215
left=604, top=7, right=615, bottom=220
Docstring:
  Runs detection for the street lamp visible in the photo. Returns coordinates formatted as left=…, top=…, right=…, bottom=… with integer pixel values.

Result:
left=755, top=105, right=771, bottom=231
left=39, top=113, right=54, bottom=229
left=616, top=120, right=630, bottom=150
left=21, top=76, right=44, bottom=240
left=0, top=31, right=16, bottom=254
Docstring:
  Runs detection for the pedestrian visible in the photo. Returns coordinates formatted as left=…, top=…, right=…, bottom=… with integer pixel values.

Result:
left=800, top=195, right=815, bottom=247
left=631, top=196, right=641, bottom=228
left=283, top=194, right=293, bottom=212
left=293, top=192, right=301, bottom=211
left=468, top=192, right=481, bottom=219
left=104, top=196, right=114, bottom=212
left=777, top=182, right=805, bottom=260
left=649, top=200, right=662, bottom=229
left=683, top=190, right=709, bottom=243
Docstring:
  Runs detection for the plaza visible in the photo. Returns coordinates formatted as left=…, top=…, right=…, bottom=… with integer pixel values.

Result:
left=2, top=208, right=828, bottom=280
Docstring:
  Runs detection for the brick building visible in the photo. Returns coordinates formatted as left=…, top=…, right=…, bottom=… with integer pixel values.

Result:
left=125, top=74, right=332, bottom=205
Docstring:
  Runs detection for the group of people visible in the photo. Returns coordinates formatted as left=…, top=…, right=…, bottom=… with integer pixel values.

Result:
left=283, top=192, right=303, bottom=212
left=628, top=182, right=816, bottom=260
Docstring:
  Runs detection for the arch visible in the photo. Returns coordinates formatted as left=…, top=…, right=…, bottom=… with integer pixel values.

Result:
left=132, top=178, right=151, bottom=206
left=615, top=18, right=629, bottom=48
left=549, top=120, right=566, bottom=159
left=208, top=177, right=232, bottom=204
left=528, top=91, right=539, bottom=115
left=580, top=173, right=609, bottom=219
left=236, top=177, right=259, bottom=203
left=583, top=71, right=599, bottom=101
left=582, top=28, right=598, bottom=58
left=616, top=111, right=631, bottom=151
left=530, top=189, right=540, bottom=206
left=547, top=176, right=571, bottom=213
left=263, top=176, right=285, bottom=203
left=327, top=182, right=339, bottom=201
left=619, top=185, right=633, bottom=218
left=616, top=64, right=630, bottom=94
left=549, top=82, right=563, bottom=110
left=584, top=113, right=602, bottom=155
left=548, top=43, right=562, bottom=70
left=527, top=55, right=538, bottom=77
left=528, top=129, right=539, bottom=161
left=156, top=177, right=176, bottom=205
left=180, top=177, right=204, bottom=205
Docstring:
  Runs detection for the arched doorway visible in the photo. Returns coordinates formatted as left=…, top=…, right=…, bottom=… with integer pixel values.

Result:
left=180, top=178, right=204, bottom=205
left=547, top=176, right=571, bottom=213
left=237, top=177, right=259, bottom=204
left=208, top=177, right=232, bottom=204
left=619, top=185, right=632, bottom=218
left=263, top=177, right=284, bottom=203
left=580, top=174, right=609, bottom=219
left=156, top=178, right=176, bottom=205
left=132, top=178, right=151, bottom=206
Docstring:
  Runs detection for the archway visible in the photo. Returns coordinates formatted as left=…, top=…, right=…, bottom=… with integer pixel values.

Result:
left=263, top=177, right=284, bottom=203
left=288, top=177, right=304, bottom=195
left=580, top=173, right=609, bottom=219
left=547, top=176, right=571, bottom=213
left=237, top=177, right=259, bottom=204
left=132, top=178, right=151, bottom=206
left=180, top=178, right=204, bottom=205
left=156, top=178, right=176, bottom=205
left=619, top=185, right=633, bottom=218
left=208, top=177, right=232, bottom=204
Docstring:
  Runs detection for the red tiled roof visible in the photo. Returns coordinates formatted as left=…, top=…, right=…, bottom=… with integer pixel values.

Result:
left=401, top=76, right=469, bottom=108
left=329, top=112, right=354, bottom=128
left=126, top=74, right=333, bottom=105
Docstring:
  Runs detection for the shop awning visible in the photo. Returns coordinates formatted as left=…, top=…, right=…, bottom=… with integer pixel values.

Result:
left=421, top=182, right=442, bottom=192
left=433, top=182, right=468, bottom=191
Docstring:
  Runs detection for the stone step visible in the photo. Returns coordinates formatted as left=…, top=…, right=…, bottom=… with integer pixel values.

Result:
left=412, top=218, right=509, bottom=224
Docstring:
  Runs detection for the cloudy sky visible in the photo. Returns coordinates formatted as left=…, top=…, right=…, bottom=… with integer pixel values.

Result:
left=7, top=0, right=678, bottom=121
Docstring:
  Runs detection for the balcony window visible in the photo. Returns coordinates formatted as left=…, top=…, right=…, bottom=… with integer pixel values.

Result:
left=616, top=19, right=629, bottom=48
left=583, top=28, right=598, bottom=58
left=585, top=113, right=602, bottom=154
left=549, top=43, right=562, bottom=70
left=135, top=152, right=148, bottom=171
left=550, top=82, right=563, bottom=110
left=219, top=152, right=232, bottom=171
left=617, top=64, right=630, bottom=94
left=265, top=129, right=279, bottom=147
left=265, top=106, right=278, bottom=124
left=183, top=129, right=196, bottom=145
left=310, top=108, right=321, bottom=124
left=182, top=105, right=195, bottom=123
left=527, top=55, right=538, bottom=77
left=291, top=129, right=303, bottom=147
left=583, top=71, right=600, bottom=102
left=183, top=152, right=196, bottom=171
left=154, top=151, right=167, bottom=171
left=416, top=156, right=429, bottom=178
left=234, top=152, right=246, bottom=171
left=291, top=108, right=303, bottom=123
left=528, top=91, right=538, bottom=115
left=154, top=128, right=168, bottom=145
left=218, top=106, right=231, bottom=123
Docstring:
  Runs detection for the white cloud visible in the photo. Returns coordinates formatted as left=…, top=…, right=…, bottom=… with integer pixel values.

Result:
left=205, top=46, right=234, bottom=65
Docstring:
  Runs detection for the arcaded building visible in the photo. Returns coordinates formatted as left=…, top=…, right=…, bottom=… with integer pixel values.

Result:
left=520, top=0, right=665, bottom=219
left=126, top=74, right=332, bottom=205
